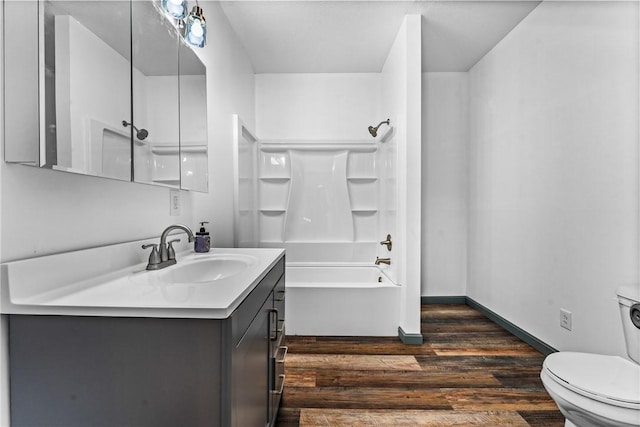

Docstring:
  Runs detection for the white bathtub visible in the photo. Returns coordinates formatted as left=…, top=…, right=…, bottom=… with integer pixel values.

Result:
left=285, top=263, right=401, bottom=336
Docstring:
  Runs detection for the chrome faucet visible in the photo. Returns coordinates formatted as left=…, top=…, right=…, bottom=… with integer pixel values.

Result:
left=143, top=224, right=195, bottom=270
left=375, top=257, right=391, bottom=266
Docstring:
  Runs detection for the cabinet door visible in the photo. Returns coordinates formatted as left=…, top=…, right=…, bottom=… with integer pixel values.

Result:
left=9, top=316, right=223, bottom=427
left=232, top=299, right=270, bottom=427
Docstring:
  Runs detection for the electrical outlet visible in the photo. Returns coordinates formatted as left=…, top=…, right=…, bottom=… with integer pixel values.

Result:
left=170, top=189, right=181, bottom=216
left=560, top=308, right=572, bottom=331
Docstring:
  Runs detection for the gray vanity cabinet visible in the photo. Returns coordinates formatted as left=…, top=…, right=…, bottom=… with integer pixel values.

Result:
left=269, top=273, right=287, bottom=425
left=8, top=256, right=285, bottom=427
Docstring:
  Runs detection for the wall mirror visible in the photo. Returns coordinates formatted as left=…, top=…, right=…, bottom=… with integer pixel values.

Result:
left=132, top=0, right=180, bottom=188
left=178, top=41, right=208, bottom=192
left=3, top=0, right=208, bottom=192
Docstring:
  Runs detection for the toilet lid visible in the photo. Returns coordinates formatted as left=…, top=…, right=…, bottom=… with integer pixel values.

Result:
left=544, top=352, right=640, bottom=405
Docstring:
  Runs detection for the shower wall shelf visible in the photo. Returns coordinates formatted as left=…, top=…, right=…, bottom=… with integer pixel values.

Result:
left=150, top=150, right=179, bottom=185
left=257, top=148, right=290, bottom=244
left=259, top=210, right=286, bottom=243
left=259, top=176, right=290, bottom=213
left=346, top=177, right=378, bottom=182
left=352, top=210, right=378, bottom=242
left=259, top=177, right=290, bottom=182
left=180, top=145, right=207, bottom=154
left=131, top=143, right=207, bottom=189
left=151, top=145, right=179, bottom=155
left=151, top=179, right=180, bottom=187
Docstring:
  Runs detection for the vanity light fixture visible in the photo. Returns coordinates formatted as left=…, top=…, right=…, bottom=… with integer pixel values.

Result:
left=161, top=0, right=188, bottom=20
left=184, top=5, right=206, bottom=48
left=158, top=0, right=207, bottom=48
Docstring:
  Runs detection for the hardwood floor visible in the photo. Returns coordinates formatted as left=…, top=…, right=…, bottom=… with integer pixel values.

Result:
left=275, top=304, right=565, bottom=426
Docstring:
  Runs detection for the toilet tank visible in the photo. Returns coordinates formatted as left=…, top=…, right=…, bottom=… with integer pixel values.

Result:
left=617, top=286, right=640, bottom=364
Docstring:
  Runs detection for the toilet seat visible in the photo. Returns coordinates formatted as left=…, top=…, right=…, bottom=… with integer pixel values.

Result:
left=543, top=352, right=640, bottom=409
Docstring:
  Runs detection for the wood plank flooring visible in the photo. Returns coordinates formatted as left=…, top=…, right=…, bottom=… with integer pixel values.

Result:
left=275, top=304, right=565, bottom=427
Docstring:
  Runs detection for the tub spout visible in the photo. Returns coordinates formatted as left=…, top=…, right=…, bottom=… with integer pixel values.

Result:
left=375, top=257, right=391, bottom=266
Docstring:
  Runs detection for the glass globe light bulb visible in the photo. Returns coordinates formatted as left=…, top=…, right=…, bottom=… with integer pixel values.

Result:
left=191, top=21, right=204, bottom=37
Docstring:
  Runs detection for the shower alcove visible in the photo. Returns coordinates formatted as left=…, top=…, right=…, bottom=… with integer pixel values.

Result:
left=233, top=116, right=400, bottom=336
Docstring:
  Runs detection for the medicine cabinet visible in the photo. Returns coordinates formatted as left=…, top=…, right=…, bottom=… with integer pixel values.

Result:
left=3, top=0, right=208, bottom=192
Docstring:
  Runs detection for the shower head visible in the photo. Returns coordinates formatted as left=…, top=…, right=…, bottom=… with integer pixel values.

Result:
left=368, top=119, right=390, bottom=138
left=136, top=128, right=149, bottom=140
left=122, top=120, right=149, bottom=141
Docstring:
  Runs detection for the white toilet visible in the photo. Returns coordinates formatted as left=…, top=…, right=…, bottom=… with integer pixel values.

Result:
left=540, top=286, right=640, bottom=427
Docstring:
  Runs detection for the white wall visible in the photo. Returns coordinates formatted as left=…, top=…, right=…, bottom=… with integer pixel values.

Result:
left=381, top=15, right=422, bottom=337
left=422, top=72, right=468, bottom=297
left=255, top=73, right=381, bottom=140
left=0, top=2, right=254, bottom=423
left=467, top=1, right=639, bottom=357
left=192, top=0, right=256, bottom=248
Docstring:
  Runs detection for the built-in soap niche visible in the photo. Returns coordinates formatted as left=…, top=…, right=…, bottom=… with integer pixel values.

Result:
left=260, top=179, right=290, bottom=211
left=260, top=210, right=286, bottom=243
left=260, top=151, right=290, bottom=178
left=149, top=146, right=180, bottom=187
left=347, top=151, right=377, bottom=179
left=180, top=145, right=208, bottom=191
left=347, top=180, right=378, bottom=211
left=352, top=211, right=378, bottom=241
left=258, top=150, right=290, bottom=243
left=347, top=150, right=378, bottom=242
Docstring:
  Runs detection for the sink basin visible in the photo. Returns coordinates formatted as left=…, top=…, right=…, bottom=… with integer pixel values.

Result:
left=159, top=254, right=257, bottom=284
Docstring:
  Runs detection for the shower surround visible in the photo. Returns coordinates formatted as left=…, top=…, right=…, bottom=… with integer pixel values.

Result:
left=259, top=141, right=379, bottom=255
left=259, top=138, right=400, bottom=335
left=234, top=117, right=400, bottom=336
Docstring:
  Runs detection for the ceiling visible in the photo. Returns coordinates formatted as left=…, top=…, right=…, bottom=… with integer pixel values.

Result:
left=218, top=0, right=541, bottom=73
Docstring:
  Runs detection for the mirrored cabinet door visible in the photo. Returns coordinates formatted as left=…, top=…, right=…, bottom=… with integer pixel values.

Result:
left=44, top=0, right=133, bottom=180
left=131, top=1, right=180, bottom=188
left=179, top=42, right=208, bottom=192
left=4, top=0, right=133, bottom=179
left=4, top=0, right=40, bottom=165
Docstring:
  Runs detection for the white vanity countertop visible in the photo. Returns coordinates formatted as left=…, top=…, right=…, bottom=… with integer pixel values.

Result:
left=1, top=247, right=285, bottom=319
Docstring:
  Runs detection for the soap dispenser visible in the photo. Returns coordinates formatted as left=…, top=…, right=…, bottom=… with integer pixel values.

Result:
left=194, top=221, right=210, bottom=253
